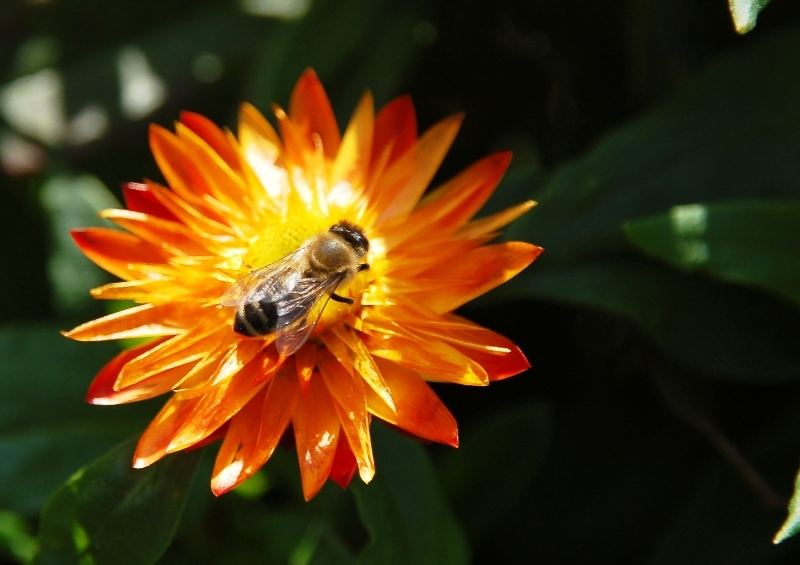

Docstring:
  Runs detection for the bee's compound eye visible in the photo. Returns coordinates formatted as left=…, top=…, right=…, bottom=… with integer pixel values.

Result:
left=330, top=221, right=369, bottom=255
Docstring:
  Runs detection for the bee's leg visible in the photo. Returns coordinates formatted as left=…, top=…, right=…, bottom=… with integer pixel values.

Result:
left=358, top=263, right=370, bottom=272
left=330, top=293, right=354, bottom=305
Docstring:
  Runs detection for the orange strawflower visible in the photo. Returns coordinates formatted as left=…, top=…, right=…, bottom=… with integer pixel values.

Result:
left=65, top=70, right=541, bottom=500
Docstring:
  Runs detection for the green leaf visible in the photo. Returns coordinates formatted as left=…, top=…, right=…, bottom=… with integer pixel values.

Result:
left=505, top=27, right=800, bottom=380
left=438, top=402, right=552, bottom=540
left=729, top=0, right=772, bottom=34
left=0, top=509, right=38, bottom=563
left=0, top=326, right=152, bottom=514
left=39, top=173, right=118, bottom=316
left=511, top=260, right=800, bottom=382
left=353, top=425, right=469, bottom=565
left=36, top=438, right=201, bottom=565
left=774, top=467, right=800, bottom=544
left=625, top=200, right=800, bottom=308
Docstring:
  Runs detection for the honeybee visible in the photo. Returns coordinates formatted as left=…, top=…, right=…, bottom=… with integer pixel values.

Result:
left=220, top=220, right=370, bottom=358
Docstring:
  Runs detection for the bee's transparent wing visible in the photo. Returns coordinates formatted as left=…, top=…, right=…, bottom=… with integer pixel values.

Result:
left=274, top=273, right=346, bottom=359
left=218, top=248, right=307, bottom=308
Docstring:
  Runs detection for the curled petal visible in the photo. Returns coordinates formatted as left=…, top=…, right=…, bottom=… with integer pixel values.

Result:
left=133, top=394, right=203, bottom=468
left=331, top=92, right=374, bottom=189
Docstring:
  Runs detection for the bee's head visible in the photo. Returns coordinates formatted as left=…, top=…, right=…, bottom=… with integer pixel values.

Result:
left=330, top=220, right=369, bottom=257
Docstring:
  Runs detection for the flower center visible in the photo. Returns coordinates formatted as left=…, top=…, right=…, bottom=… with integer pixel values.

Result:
left=242, top=218, right=370, bottom=335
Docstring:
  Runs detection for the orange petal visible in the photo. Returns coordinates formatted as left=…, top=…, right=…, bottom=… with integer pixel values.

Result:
left=319, top=352, right=375, bottom=483
left=412, top=242, right=543, bottom=314
left=321, top=326, right=395, bottom=412
left=100, top=209, right=209, bottom=256
left=294, top=345, right=317, bottom=391
left=174, top=123, right=254, bottom=216
left=371, top=95, right=417, bottom=172
left=86, top=338, right=172, bottom=405
left=133, top=394, right=203, bottom=468
left=123, top=182, right=178, bottom=221
left=370, top=114, right=463, bottom=224
left=293, top=375, right=341, bottom=500
left=365, top=334, right=488, bottom=386
left=328, top=436, right=357, bottom=489
left=238, top=103, right=288, bottom=217
left=458, top=200, right=537, bottom=240
left=289, top=68, right=341, bottom=157
left=165, top=351, right=275, bottom=453
left=331, top=92, right=374, bottom=189
left=146, top=182, right=236, bottom=240
left=211, top=367, right=299, bottom=495
left=115, top=318, right=228, bottom=388
left=150, top=124, right=216, bottom=197
left=63, top=303, right=201, bottom=342
left=71, top=227, right=167, bottom=280
left=179, top=111, right=241, bottom=172
left=367, top=359, right=458, bottom=447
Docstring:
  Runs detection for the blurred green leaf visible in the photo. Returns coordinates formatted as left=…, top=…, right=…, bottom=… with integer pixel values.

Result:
left=0, top=509, right=37, bottom=563
left=774, top=467, right=800, bottom=544
left=625, top=200, right=800, bottom=307
left=36, top=437, right=200, bottom=565
left=0, top=326, right=151, bottom=514
left=439, top=402, right=551, bottom=540
left=645, top=407, right=800, bottom=565
left=506, top=26, right=800, bottom=380
left=247, top=0, right=429, bottom=116
left=729, top=0, right=772, bottom=34
left=40, top=173, right=118, bottom=316
left=353, top=425, right=468, bottom=565
left=513, top=260, right=800, bottom=382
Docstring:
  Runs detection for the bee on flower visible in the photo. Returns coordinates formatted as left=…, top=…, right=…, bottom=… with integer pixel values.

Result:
left=65, top=69, right=542, bottom=500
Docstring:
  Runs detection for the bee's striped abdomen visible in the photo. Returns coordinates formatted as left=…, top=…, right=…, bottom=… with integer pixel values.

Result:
left=234, top=299, right=278, bottom=337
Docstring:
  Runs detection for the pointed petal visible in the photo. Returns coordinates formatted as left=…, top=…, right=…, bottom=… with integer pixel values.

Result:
left=370, top=114, right=463, bottom=223
left=365, top=334, right=488, bottom=386
left=367, top=359, right=458, bottom=447
left=166, top=351, right=275, bottom=453
left=321, top=326, right=395, bottom=412
left=412, top=242, right=543, bottom=313
left=133, top=395, right=202, bottom=468
left=379, top=152, right=512, bottom=251
left=319, top=352, right=375, bottom=483
left=86, top=338, right=182, bottom=405
left=211, top=367, right=299, bottom=495
left=331, top=92, right=374, bottom=188
left=289, top=69, right=341, bottom=157
left=63, top=303, right=201, bottom=341
left=293, top=375, right=341, bottom=500
left=458, top=200, right=537, bottom=239
left=123, top=182, right=178, bottom=221
left=100, top=209, right=209, bottom=256
left=179, top=111, right=241, bottom=171
left=371, top=95, right=417, bottom=171
left=328, top=436, right=357, bottom=489
left=71, top=228, right=167, bottom=280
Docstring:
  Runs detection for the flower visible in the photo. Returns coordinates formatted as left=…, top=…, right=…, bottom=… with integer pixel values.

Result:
left=65, top=69, right=542, bottom=500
